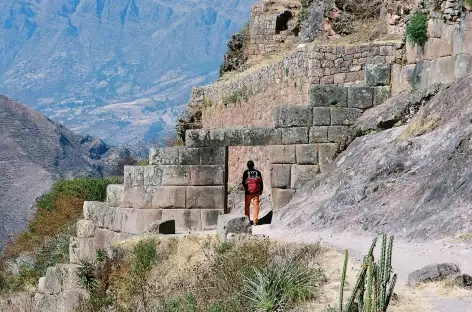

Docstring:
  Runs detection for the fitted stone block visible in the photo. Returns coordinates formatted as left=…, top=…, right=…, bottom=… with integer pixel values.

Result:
left=186, top=129, right=210, bottom=147
left=76, top=220, right=96, bottom=238
left=348, top=87, right=374, bottom=109
left=328, top=126, right=349, bottom=143
left=106, top=184, right=124, bottom=207
left=200, top=147, right=226, bottom=165
left=310, top=85, right=348, bottom=107
left=281, top=127, right=309, bottom=144
left=124, top=166, right=144, bottom=187
left=268, top=145, right=296, bottom=164
left=296, top=144, right=318, bottom=165
left=161, top=166, right=191, bottom=186
left=273, top=105, right=313, bottom=128
left=144, top=166, right=163, bottom=186
left=122, top=186, right=153, bottom=209
left=272, top=188, right=296, bottom=211
left=83, top=201, right=106, bottom=222
left=313, top=107, right=331, bottom=126
left=149, top=147, right=180, bottom=165
left=102, top=207, right=123, bottom=232
left=373, top=86, right=390, bottom=106
left=270, top=164, right=291, bottom=188
left=190, top=165, right=225, bottom=185
left=365, top=64, right=391, bottom=86
left=318, top=143, right=338, bottom=172
left=152, top=186, right=186, bottom=209
left=331, top=108, right=363, bottom=125
left=44, top=264, right=81, bottom=295
left=241, top=128, right=282, bottom=145
left=186, top=186, right=225, bottom=209
left=162, top=209, right=202, bottom=231
left=179, top=147, right=202, bottom=165
left=201, top=209, right=224, bottom=230
left=429, top=56, right=455, bottom=85
left=120, top=209, right=163, bottom=234
left=291, top=164, right=320, bottom=189
left=309, top=126, right=328, bottom=143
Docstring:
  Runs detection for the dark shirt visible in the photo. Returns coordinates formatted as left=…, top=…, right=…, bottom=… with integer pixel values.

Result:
left=242, top=169, right=263, bottom=195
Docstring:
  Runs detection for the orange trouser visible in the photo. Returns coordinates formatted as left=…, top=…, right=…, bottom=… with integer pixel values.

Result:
left=245, top=193, right=260, bottom=223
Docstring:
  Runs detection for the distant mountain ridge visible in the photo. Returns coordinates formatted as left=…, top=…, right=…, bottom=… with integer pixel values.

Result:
left=0, top=95, right=122, bottom=251
left=0, top=0, right=257, bottom=146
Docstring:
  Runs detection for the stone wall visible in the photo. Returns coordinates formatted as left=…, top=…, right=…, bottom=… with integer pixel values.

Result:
left=190, top=42, right=401, bottom=130
left=391, top=12, right=472, bottom=93
left=248, top=0, right=302, bottom=62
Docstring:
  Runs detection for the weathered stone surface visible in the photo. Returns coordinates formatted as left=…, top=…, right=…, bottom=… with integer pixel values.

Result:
left=93, top=228, right=127, bottom=249
left=44, top=264, right=81, bottom=295
left=186, top=186, right=225, bottom=209
left=423, top=38, right=453, bottom=60
left=148, top=220, right=176, bottom=234
left=328, top=126, right=349, bottom=143
left=217, top=213, right=252, bottom=241
left=272, top=188, right=296, bottom=211
left=83, top=201, right=106, bottom=222
left=69, top=237, right=80, bottom=264
left=38, top=276, right=46, bottom=294
left=143, top=166, right=163, bottom=186
left=161, top=166, right=191, bottom=186
left=152, top=186, right=186, bottom=209
left=331, top=108, right=363, bottom=125
left=106, top=246, right=125, bottom=262
left=408, top=263, right=461, bottom=286
left=241, top=128, right=282, bottom=145
left=268, top=145, right=296, bottom=164
left=63, top=289, right=87, bottom=312
left=452, top=274, right=472, bottom=289
left=310, top=85, right=348, bottom=107
left=179, top=147, right=202, bottom=165
left=318, top=143, right=338, bottom=172
left=309, top=126, right=328, bottom=143
left=201, top=209, right=224, bottom=230
left=373, top=86, right=391, bottom=106
left=185, top=129, right=210, bottom=147
left=35, top=293, right=59, bottom=312
left=348, top=87, right=374, bottom=109
left=270, top=164, right=291, bottom=188
left=199, top=147, right=226, bottom=165
left=313, top=107, right=331, bottom=126
left=106, top=184, right=124, bottom=207
left=273, top=105, right=313, bottom=128
left=123, top=166, right=144, bottom=187
left=102, top=207, right=123, bottom=231
left=190, top=165, right=225, bottom=185
left=281, top=127, right=309, bottom=144
left=162, top=209, right=202, bottom=231
left=186, top=128, right=282, bottom=147
left=149, top=147, right=180, bottom=165
left=365, top=64, right=391, bottom=86
left=76, top=220, right=96, bottom=238
left=291, top=165, right=320, bottom=189
left=122, top=186, right=153, bottom=209
left=296, top=144, right=318, bottom=165
left=454, top=54, right=472, bottom=79
left=120, top=209, right=163, bottom=234
left=429, top=56, right=455, bottom=85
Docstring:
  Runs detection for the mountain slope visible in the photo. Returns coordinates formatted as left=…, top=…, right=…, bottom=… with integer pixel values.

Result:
left=0, top=0, right=257, bottom=146
left=0, top=95, right=120, bottom=250
left=274, top=75, right=472, bottom=241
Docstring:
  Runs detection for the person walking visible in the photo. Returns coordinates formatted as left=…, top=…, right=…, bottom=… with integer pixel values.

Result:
left=242, top=160, right=263, bottom=225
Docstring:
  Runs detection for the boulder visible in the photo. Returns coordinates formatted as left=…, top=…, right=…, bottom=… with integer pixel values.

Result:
left=147, top=220, right=176, bottom=235
left=217, top=214, right=252, bottom=242
left=408, top=263, right=461, bottom=286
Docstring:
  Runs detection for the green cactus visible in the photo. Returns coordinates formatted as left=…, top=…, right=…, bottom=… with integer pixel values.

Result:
left=338, top=234, right=396, bottom=312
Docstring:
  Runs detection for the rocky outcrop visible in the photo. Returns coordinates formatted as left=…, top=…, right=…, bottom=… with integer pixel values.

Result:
left=274, top=73, right=472, bottom=240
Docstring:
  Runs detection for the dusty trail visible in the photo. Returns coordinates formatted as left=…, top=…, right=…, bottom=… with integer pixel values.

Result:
left=253, top=225, right=472, bottom=312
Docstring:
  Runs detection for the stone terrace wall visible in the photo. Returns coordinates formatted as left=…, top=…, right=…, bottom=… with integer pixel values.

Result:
left=392, top=12, right=472, bottom=93
left=189, top=42, right=402, bottom=130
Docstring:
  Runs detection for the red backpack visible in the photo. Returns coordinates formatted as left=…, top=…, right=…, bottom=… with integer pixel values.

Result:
left=247, top=173, right=262, bottom=194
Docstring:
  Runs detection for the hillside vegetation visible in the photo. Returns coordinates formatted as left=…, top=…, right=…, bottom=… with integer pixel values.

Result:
left=0, top=177, right=122, bottom=294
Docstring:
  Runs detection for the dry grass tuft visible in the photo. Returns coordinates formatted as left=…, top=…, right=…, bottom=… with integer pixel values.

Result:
left=417, top=281, right=472, bottom=299
left=400, top=115, right=441, bottom=139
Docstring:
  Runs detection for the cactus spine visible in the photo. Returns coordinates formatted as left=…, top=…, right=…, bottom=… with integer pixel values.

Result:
left=338, top=234, right=396, bottom=312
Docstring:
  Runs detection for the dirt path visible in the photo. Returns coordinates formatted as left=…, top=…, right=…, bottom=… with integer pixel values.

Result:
left=253, top=226, right=472, bottom=312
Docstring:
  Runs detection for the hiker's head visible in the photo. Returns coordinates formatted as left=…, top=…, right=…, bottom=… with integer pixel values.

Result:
left=247, top=160, right=255, bottom=169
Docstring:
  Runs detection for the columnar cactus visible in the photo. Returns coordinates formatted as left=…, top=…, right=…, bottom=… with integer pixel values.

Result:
left=337, top=234, right=396, bottom=312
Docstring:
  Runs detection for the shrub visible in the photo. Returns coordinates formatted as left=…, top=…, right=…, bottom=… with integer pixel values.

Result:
left=132, top=239, right=157, bottom=274
left=406, top=11, right=428, bottom=46
left=243, top=257, right=320, bottom=312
